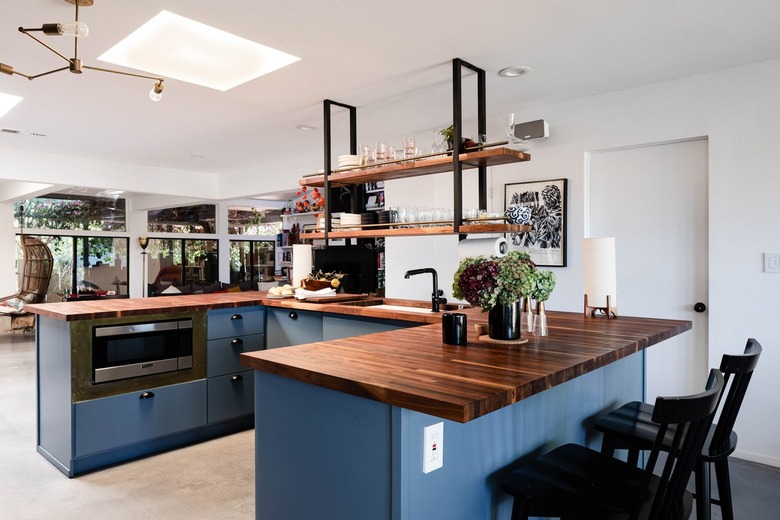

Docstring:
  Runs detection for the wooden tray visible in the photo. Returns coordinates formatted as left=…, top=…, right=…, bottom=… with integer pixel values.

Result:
left=474, top=324, right=529, bottom=345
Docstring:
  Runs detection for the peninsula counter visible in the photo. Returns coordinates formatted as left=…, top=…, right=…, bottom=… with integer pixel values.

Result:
left=240, top=310, right=690, bottom=520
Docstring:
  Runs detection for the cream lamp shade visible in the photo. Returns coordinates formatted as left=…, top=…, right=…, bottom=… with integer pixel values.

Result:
left=584, top=237, right=617, bottom=316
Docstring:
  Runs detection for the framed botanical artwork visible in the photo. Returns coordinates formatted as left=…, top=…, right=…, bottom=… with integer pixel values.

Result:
left=504, top=178, right=567, bottom=267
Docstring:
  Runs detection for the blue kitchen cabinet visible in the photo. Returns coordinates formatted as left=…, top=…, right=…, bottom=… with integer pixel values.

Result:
left=206, top=306, right=265, bottom=423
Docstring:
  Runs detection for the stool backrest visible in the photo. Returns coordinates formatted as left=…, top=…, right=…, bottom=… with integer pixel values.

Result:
left=641, top=369, right=724, bottom=520
left=709, top=338, right=762, bottom=455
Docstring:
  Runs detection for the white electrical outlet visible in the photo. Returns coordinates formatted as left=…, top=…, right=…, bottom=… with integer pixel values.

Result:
left=765, top=253, right=780, bottom=273
left=423, top=422, right=444, bottom=473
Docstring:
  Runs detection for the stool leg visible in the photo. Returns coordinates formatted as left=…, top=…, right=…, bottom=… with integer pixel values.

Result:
left=627, top=448, right=640, bottom=467
left=510, top=496, right=530, bottom=520
left=600, top=434, right=617, bottom=456
left=694, top=459, right=712, bottom=520
left=714, top=459, right=734, bottom=520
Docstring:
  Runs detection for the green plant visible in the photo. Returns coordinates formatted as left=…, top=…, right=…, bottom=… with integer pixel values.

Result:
left=452, top=250, right=537, bottom=310
left=438, top=125, right=455, bottom=143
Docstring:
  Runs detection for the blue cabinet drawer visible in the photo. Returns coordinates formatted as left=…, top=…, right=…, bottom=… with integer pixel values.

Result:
left=207, top=307, right=265, bottom=340
left=207, top=333, right=264, bottom=377
left=74, top=380, right=207, bottom=457
left=266, top=307, right=323, bottom=348
left=207, top=371, right=254, bottom=423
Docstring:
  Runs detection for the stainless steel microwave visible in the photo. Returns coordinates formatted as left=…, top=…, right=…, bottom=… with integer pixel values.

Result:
left=92, top=319, right=193, bottom=384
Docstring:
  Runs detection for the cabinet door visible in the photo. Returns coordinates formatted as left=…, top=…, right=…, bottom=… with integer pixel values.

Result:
left=265, top=307, right=323, bottom=348
left=207, top=307, right=265, bottom=340
left=322, top=314, right=417, bottom=341
left=207, top=371, right=254, bottom=423
left=74, top=380, right=207, bottom=457
left=207, top=333, right=264, bottom=377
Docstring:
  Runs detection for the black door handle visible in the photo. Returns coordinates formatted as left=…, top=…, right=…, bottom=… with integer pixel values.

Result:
left=694, top=302, right=707, bottom=313
left=231, top=374, right=244, bottom=383
left=288, top=311, right=298, bottom=320
left=231, top=338, right=243, bottom=346
left=139, top=391, right=155, bottom=400
left=231, top=314, right=243, bottom=320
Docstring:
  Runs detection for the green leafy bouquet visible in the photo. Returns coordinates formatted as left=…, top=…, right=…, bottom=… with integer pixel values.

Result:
left=452, top=251, right=538, bottom=310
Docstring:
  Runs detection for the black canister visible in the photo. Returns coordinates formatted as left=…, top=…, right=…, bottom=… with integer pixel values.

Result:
left=442, top=312, right=468, bottom=345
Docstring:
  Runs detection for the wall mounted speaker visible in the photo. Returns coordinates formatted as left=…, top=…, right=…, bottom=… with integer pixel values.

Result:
left=513, top=119, right=549, bottom=140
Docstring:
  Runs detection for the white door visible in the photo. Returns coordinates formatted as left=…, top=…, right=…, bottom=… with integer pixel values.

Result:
left=587, top=138, right=709, bottom=400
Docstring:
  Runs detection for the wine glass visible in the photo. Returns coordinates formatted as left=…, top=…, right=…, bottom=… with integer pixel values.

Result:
left=501, top=113, right=516, bottom=144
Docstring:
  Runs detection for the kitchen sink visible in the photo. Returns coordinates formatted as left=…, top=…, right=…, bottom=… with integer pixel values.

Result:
left=335, top=298, right=467, bottom=312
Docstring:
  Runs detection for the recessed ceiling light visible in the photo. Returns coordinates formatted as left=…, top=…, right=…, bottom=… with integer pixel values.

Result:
left=498, top=66, right=532, bottom=78
left=98, top=11, right=301, bottom=91
left=0, top=93, right=22, bottom=118
left=296, top=124, right=317, bottom=131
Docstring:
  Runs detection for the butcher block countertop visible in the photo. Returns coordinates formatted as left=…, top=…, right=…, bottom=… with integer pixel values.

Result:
left=241, top=310, right=691, bottom=423
left=25, top=292, right=447, bottom=323
left=26, top=293, right=691, bottom=423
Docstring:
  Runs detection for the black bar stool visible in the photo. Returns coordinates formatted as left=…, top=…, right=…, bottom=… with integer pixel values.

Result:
left=501, top=369, right=725, bottom=520
left=596, top=339, right=762, bottom=520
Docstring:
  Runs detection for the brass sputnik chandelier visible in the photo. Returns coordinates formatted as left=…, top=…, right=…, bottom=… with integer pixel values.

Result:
left=0, top=0, right=165, bottom=101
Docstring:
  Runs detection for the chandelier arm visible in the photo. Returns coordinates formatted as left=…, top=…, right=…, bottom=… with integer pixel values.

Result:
left=28, top=66, right=70, bottom=80
left=74, top=0, right=80, bottom=60
left=1, top=67, right=33, bottom=80
left=81, top=64, right=164, bottom=83
left=18, top=28, right=72, bottom=64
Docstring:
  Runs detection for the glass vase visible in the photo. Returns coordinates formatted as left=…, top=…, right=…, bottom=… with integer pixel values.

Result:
left=521, top=297, right=534, bottom=334
left=488, top=301, right=521, bottom=340
left=533, top=301, right=549, bottom=336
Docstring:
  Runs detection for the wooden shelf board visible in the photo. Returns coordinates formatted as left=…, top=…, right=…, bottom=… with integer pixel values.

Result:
left=300, top=223, right=529, bottom=240
left=301, top=147, right=530, bottom=188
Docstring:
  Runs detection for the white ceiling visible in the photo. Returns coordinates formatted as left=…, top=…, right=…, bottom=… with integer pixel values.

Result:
left=2, top=0, right=780, bottom=205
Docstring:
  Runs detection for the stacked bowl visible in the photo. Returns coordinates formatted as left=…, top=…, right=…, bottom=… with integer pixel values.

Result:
left=337, top=155, right=360, bottom=170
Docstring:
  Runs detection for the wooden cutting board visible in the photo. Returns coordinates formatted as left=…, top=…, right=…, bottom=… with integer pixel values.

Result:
left=301, top=293, right=371, bottom=304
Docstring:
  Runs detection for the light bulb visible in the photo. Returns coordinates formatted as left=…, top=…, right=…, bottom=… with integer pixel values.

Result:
left=58, top=21, right=89, bottom=38
left=149, top=80, right=164, bottom=101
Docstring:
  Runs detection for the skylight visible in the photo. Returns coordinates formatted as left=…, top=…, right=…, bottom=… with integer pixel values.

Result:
left=98, top=11, right=301, bottom=91
left=0, top=93, right=22, bottom=119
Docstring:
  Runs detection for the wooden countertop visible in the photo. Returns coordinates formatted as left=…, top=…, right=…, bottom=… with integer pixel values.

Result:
left=25, top=292, right=452, bottom=323
left=241, top=310, right=691, bottom=423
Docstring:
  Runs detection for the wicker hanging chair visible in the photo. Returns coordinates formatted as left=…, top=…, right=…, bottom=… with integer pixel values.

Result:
left=0, top=209, right=54, bottom=332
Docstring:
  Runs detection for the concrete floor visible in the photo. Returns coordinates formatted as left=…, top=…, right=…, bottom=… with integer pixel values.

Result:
left=2, top=330, right=778, bottom=520
left=0, top=332, right=254, bottom=520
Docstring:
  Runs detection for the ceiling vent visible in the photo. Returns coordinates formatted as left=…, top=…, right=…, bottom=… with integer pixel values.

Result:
left=1, top=128, right=21, bottom=135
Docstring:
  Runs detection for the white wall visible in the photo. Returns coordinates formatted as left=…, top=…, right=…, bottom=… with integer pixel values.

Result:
left=386, top=58, right=780, bottom=466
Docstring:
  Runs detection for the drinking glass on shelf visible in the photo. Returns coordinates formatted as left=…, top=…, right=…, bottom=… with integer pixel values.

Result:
left=359, top=145, right=370, bottom=166
left=397, top=206, right=408, bottom=225
left=388, top=207, right=399, bottom=227
left=375, top=142, right=387, bottom=162
left=403, top=136, right=415, bottom=159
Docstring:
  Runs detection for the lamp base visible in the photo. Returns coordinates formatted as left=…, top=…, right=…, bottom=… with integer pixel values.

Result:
left=584, top=294, right=617, bottom=319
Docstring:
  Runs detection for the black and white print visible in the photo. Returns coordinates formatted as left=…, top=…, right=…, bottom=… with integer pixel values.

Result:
left=504, top=179, right=567, bottom=266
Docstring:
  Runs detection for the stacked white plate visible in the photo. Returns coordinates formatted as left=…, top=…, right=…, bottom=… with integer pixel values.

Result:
left=340, top=213, right=362, bottom=229
left=338, top=154, right=360, bottom=168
